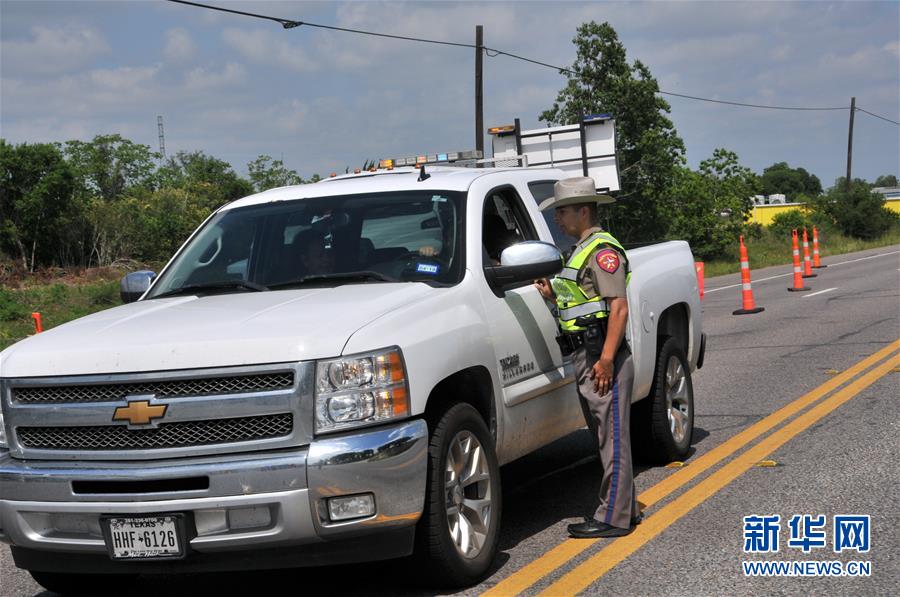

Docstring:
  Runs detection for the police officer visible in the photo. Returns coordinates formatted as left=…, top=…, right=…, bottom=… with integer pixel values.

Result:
left=534, top=176, right=640, bottom=538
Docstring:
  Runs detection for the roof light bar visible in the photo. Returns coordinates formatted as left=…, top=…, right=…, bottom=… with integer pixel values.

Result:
left=372, top=150, right=484, bottom=171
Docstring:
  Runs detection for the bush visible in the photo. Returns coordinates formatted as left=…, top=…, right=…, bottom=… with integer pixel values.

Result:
left=825, top=181, right=898, bottom=240
left=85, top=282, right=118, bottom=306
left=49, top=283, right=68, bottom=303
left=742, top=222, right=765, bottom=241
left=666, top=150, right=759, bottom=260
left=0, top=288, right=28, bottom=322
left=769, top=209, right=812, bottom=239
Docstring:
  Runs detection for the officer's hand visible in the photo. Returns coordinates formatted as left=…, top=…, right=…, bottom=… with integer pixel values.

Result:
left=534, top=278, right=554, bottom=300
left=590, top=357, right=614, bottom=395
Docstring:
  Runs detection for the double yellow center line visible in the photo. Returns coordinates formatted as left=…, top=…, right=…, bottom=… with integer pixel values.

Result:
left=484, top=339, right=900, bottom=596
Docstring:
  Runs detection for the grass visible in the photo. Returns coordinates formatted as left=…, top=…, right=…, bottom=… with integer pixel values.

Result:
left=0, top=273, right=124, bottom=352
left=702, top=224, right=900, bottom=278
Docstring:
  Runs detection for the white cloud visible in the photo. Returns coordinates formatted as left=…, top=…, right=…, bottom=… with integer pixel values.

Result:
left=221, top=27, right=317, bottom=72
left=184, top=62, right=247, bottom=91
left=885, top=40, right=900, bottom=59
left=1, top=1, right=897, bottom=183
left=90, top=66, right=160, bottom=92
left=1, top=25, right=109, bottom=75
left=164, top=28, right=196, bottom=62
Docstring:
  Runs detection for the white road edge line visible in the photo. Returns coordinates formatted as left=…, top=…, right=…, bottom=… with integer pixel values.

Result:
left=803, top=287, right=838, bottom=298
left=826, top=249, right=900, bottom=267
left=706, top=272, right=792, bottom=293
left=705, top=249, right=900, bottom=294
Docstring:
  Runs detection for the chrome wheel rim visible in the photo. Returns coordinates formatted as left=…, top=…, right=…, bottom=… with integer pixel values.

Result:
left=444, top=430, right=492, bottom=559
left=665, top=355, right=691, bottom=445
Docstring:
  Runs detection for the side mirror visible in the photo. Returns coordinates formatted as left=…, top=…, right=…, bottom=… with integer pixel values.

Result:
left=483, top=241, right=562, bottom=295
left=120, top=270, right=156, bottom=303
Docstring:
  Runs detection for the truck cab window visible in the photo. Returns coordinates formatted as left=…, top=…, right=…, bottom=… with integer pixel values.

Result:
left=527, top=180, right=577, bottom=250
left=482, top=187, right=538, bottom=266
left=147, top=191, right=466, bottom=297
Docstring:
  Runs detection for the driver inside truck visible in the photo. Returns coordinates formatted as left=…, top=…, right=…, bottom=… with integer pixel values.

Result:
left=295, top=231, right=335, bottom=276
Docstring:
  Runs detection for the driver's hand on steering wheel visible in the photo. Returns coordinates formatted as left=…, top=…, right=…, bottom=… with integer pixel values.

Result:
left=418, top=246, right=438, bottom=257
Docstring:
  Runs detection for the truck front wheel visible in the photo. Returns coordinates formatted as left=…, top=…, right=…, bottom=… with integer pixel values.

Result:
left=633, top=336, right=694, bottom=463
left=416, top=402, right=501, bottom=587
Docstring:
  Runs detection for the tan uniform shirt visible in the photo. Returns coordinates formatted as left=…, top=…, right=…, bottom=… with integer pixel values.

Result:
left=573, top=227, right=627, bottom=300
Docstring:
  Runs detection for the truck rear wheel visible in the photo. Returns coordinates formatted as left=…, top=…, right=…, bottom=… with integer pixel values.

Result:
left=29, top=571, right=136, bottom=595
left=633, top=336, right=694, bottom=463
left=416, top=402, right=501, bottom=587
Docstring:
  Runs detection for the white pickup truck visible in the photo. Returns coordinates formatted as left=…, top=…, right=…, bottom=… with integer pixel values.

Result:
left=0, top=164, right=704, bottom=592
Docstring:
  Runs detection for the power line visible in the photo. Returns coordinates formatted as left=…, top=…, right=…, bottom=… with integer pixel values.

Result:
left=855, top=107, right=900, bottom=126
left=168, top=0, right=300, bottom=28
left=659, top=91, right=847, bottom=111
left=169, top=1, right=898, bottom=119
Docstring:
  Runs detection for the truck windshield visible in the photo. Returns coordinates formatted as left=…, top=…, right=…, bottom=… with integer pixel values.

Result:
left=147, top=190, right=465, bottom=298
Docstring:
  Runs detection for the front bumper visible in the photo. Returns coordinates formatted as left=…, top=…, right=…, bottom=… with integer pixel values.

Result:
left=0, top=418, right=428, bottom=571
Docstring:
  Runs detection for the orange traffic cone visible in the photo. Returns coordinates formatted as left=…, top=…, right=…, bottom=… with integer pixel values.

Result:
left=801, top=228, right=817, bottom=278
left=695, top=262, right=705, bottom=301
left=31, top=312, right=43, bottom=333
left=788, top=229, right=811, bottom=292
left=733, top=236, right=764, bottom=315
left=812, top=226, right=827, bottom=268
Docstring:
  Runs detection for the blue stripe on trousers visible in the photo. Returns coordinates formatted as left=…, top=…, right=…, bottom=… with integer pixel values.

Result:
left=605, top=379, right=620, bottom=525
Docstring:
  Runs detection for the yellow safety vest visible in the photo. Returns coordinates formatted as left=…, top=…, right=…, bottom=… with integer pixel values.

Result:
left=551, top=231, right=630, bottom=333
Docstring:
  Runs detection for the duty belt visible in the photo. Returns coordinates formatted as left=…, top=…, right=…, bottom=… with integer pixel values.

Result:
left=556, top=332, right=585, bottom=356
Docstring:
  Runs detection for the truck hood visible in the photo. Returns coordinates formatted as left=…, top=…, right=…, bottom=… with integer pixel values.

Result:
left=1, top=284, right=432, bottom=377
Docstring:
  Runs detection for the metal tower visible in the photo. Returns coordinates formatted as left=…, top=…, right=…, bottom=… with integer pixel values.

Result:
left=157, top=115, right=166, bottom=161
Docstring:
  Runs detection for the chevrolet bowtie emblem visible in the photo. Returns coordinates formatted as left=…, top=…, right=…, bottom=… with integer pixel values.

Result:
left=113, top=400, right=168, bottom=426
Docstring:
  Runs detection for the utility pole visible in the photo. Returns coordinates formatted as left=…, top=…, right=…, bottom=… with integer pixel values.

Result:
left=475, top=25, right=484, bottom=163
left=845, top=97, right=855, bottom=190
left=157, top=115, right=167, bottom=163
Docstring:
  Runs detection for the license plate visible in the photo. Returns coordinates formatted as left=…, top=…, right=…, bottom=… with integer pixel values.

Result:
left=101, top=514, right=186, bottom=560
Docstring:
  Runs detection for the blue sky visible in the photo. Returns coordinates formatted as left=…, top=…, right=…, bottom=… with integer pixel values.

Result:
left=2, top=1, right=898, bottom=187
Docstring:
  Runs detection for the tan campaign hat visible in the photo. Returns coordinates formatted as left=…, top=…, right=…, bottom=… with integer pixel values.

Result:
left=538, top=176, right=615, bottom=211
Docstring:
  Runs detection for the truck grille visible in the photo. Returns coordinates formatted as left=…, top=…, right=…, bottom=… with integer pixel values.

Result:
left=17, top=414, right=293, bottom=451
left=12, top=372, right=295, bottom=404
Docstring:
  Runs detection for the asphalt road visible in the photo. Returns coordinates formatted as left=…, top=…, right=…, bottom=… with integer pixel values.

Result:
left=2, top=245, right=898, bottom=596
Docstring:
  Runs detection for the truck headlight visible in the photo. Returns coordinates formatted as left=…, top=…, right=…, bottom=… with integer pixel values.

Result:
left=315, top=348, right=409, bottom=434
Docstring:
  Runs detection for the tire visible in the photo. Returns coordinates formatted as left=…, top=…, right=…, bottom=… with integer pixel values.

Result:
left=29, top=571, right=137, bottom=595
left=415, top=403, right=501, bottom=587
left=632, top=336, right=694, bottom=464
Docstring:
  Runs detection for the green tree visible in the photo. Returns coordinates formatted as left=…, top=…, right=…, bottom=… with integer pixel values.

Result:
left=759, top=162, right=822, bottom=200
left=64, top=134, right=158, bottom=202
left=540, top=21, right=685, bottom=242
left=0, top=140, right=76, bottom=271
left=136, top=187, right=211, bottom=261
left=85, top=195, right=144, bottom=266
left=666, top=149, right=759, bottom=259
left=821, top=179, right=896, bottom=239
left=873, top=174, right=898, bottom=187
left=247, top=155, right=303, bottom=192
left=61, top=135, right=159, bottom=267
left=157, top=150, right=253, bottom=211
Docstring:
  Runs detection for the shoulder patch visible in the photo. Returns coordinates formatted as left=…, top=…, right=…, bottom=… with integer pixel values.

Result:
left=595, top=249, right=620, bottom=274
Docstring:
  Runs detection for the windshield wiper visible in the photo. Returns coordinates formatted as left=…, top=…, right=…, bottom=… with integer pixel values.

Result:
left=269, top=270, right=398, bottom=289
left=150, top=280, right=269, bottom=299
